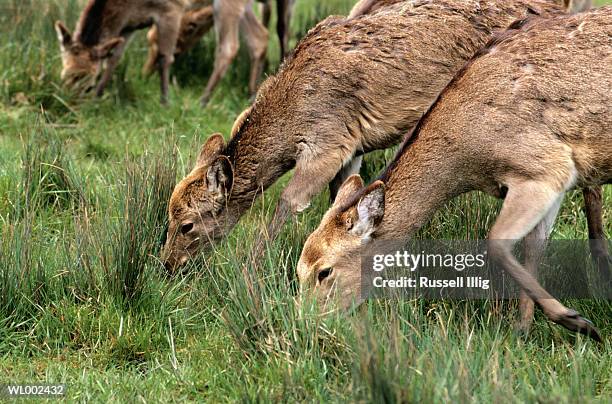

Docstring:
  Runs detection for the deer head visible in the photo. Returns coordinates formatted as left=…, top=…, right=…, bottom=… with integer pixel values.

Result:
left=162, top=134, right=236, bottom=273
left=297, top=175, right=385, bottom=312
left=55, top=21, right=123, bottom=94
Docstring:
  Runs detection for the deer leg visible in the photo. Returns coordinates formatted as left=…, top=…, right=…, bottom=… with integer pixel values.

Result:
left=155, top=13, right=181, bottom=104
left=515, top=197, right=561, bottom=335
left=143, top=26, right=159, bottom=77
left=488, top=180, right=601, bottom=341
left=261, top=0, right=271, bottom=28
left=329, top=155, right=363, bottom=203
left=95, top=34, right=130, bottom=97
left=200, top=2, right=243, bottom=107
left=241, top=6, right=269, bottom=96
left=251, top=149, right=353, bottom=261
left=276, top=0, right=294, bottom=59
left=583, top=186, right=610, bottom=287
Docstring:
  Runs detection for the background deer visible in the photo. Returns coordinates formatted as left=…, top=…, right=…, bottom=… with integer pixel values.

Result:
left=144, top=0, right=296, bottom=106
left=161, top=0, right=602, bottom=272
left=143, top=5, right=215, bottom=78
left=297, top=8, right=611, bottom=342
left=55, top=0, right=208, bottom=104
left=55, top=0, right=293, bottom=105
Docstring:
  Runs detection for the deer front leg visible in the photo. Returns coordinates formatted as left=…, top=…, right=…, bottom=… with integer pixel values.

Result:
left=583, top=186, right=610, bottom=287
left=95, top=34, right=131, bottom=97
left=516, top=197, right=561, bottom=335
left=251, top=149, right=353, bottom=261
left=488, top=180, right=601, bottom=342
left=143, top=26, right=159, bottom=77
left=200, top=1, right=244, bottom=107
left=155, top=12, right=181, bottom=104
left=329, top=155, right=362, bottom=203
left=240, top=6, right=268, bottom=96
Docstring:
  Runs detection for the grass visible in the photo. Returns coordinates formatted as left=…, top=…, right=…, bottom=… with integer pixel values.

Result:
left=0, top=0, right=611, bottom=402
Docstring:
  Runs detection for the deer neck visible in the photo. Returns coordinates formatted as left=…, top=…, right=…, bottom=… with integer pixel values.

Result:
left=377, top=135, right=468, bottom=240
left=223, top=124, right=296, bottom=213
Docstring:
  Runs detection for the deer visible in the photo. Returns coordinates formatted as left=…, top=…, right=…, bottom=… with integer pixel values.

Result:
left=143, top=5, right=215, bottom=78
left=55, top=0, right=212, bottom=104
left=160, top=0, right=606, bottom=274
left=54, top=0, right=284, bottom=105
left=143, top=0, right=295, bottom=106
left=296, top=7, right=611, bottom=342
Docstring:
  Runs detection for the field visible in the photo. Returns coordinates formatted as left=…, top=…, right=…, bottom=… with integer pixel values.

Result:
left=0, top=0, right=611, bottom=402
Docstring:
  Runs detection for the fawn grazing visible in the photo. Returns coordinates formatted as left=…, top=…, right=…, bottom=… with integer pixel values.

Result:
left=56, top=0, right=293, bottom=105
left=161, top=0, right=592, bottom=272
left=55, top=0, right=205, bottom=104
left=297, top=8, right=611, bottom=341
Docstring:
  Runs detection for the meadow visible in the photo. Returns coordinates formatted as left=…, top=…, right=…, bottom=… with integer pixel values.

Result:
left=0, top=0, right=610, bottom=401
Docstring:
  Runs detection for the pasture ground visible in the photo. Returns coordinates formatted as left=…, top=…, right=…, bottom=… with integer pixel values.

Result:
left=0, top=0, right=610, bottom=401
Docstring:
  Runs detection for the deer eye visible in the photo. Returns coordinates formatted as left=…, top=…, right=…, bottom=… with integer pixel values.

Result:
left=317, top=268, right=333, bottom=284
left=180, top=222, right=194, bottom=235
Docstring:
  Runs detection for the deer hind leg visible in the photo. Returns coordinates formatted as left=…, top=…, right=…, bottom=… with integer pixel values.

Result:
left=200, top=2, right=244, bottom=107
left=583, top=186, right=611, bottom=287
left=95, top=33, right=131, bottom=97
left=240, top=6, right=268, bottom=96
left=488, top=180, right=601, bottom=341
left=155, top=12, right=182, bottom=104
left=516, top=196, right=561, bottom=335
left=329, top=155, right=362, bottom=203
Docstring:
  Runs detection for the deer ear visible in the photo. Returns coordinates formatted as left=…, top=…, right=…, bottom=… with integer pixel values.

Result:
left=55, top=21, right=72, bottom=47
left=333, top=174, right=364, bottom=205
left=195, top=133, right=226, bottom=169
left=92, top=37, right=124, bottom=59
left=349, top=181, right=385, bottom=240
left=206, top=156, right=234, bottom=203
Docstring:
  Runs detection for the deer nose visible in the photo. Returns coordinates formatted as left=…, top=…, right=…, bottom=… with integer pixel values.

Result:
left=163, top=260, right=173, bottom=273
left=163, top=255, right=189, bottom=275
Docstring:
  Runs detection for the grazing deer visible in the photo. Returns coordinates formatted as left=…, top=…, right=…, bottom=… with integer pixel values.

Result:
left=143, top=0, right=295, bottom=106
left=55, top=0, right=211, bottom=104
left=162, top=0, right=590, bottom=272
left=297, top=8, right=611, bottom=341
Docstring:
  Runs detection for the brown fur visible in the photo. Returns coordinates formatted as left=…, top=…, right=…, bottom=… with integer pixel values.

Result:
left=162, top=0, right=570, bottom=272
left=143, top=5, right=214, bottom=76
left=56, top=0, right=196, bottom=103
left=563, top=0, right=592, bottom=13
left=298, top=8, right=611, bottom=341
left=143, top=0, right=294, bottom=102
left=348, top=0, right=406, bottom=18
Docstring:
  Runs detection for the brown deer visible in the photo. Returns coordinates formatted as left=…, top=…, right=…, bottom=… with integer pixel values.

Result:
left=162, top=0, right=597, bottom=272
left=297, top=8, right=611, bottom=341
left=143, top=5, right=215, bottom=77
left=55, top=0, right=210, bottom=104
left=143, top=0, right=295, bottom=106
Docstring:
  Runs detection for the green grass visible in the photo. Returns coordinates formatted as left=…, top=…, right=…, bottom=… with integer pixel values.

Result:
left=1, top=0, right=611, bottom=402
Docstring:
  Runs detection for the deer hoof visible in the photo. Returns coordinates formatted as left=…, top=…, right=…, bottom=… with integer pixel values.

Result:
left=513, top=320, right=532, bottom=337
left=200, top=95, right=210, bottom=108
left=555, top=309, right=602, bottom=342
